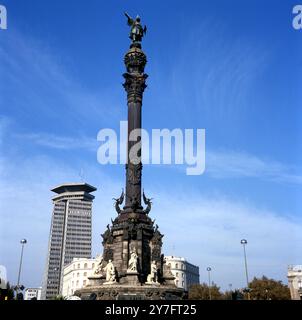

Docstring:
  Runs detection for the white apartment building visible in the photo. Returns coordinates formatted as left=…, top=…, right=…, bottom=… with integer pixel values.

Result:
left=62, top=257, right=96, bottom=298
left=164, top=256, right=200, bottom=291
left=24, top=287, right=42, bottom=300
left=288, top=265, right=302, bottom=300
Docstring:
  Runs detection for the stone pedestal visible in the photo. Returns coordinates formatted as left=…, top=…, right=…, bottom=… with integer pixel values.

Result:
left=88, top=275, right=104, bottom=286
left=76, top=284, right=185, bottom=300
left=125, top=272, right=141, bottom=286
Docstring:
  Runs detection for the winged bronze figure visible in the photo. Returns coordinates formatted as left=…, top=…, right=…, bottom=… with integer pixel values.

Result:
left=142, top=190, right=153, bottom=215
left=113, top=189, right=124, bottom=215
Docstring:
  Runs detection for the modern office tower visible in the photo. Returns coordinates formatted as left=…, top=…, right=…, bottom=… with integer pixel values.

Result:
left=41, top=183, right=96, bottom=300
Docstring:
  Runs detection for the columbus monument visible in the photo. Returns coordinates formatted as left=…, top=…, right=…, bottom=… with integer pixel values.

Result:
left=76, top=13, right=185, bottom=300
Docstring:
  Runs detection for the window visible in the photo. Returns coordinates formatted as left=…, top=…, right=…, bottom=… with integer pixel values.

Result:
left=176, top=280, right=179, bottom=286
left=77, top=264, right=80, bottom=269
left=76, top=280, right=79, bottom=286
left=175, top=263, right=178, bottom=269
left=84, top=263, right=88, bottom=268
left=83, top=280, right=86, bottom=286
left=176, top=272, right=179, bottom=277
left=77, top=273, right=80, bottom=277
left=84, top=272, right=87, bottom=276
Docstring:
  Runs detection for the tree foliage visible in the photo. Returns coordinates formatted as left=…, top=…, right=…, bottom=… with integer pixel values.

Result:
left=188, top=283, right=223, bottom=300
left=52, top=295, right=64, bottom=300
left=249, top=276, right=290, bottom=300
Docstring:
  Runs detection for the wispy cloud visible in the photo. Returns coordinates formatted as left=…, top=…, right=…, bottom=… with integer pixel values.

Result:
left=14, top=132, right=98, bottom=151
left=14, top=125, right=302, bottom=185
left=156, top=188, right=302, bottom=289
left=206, top=149, right=302, bottom=184
left=0, top=29, right=122, bottom=128
left=162, top=18, right=268, bottom=124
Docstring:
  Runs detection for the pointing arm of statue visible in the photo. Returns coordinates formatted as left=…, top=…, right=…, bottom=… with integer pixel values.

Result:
left=124, top=12, right=133, bottom=26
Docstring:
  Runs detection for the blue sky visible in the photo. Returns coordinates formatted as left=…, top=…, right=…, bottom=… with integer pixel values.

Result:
left=0, top=0, right=302, bottom=291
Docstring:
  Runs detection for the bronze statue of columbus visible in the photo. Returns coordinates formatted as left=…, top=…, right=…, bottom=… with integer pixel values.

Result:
left=124, top=12, right=147, bottom=43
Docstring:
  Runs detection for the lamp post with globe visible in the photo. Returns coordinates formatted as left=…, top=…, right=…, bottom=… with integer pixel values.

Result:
left=240, top=239, right=250, bottom=299
left=206, top=267, right=212, bottom=300
left=16, top=239, right=27, bottom=297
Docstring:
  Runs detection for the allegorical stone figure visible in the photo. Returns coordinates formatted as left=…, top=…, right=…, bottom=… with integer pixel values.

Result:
left=92, top=255, right=104, bottom=275
left=127, top=248, right=138, bottom=272
left=124, top=12, right=147, bottom=43
left=146, top=260, right=158, bottom=284
left=104, top=259, right=116, bottom=283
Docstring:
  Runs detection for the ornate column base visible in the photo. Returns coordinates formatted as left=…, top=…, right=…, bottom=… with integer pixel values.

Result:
left=75, top=284, right=186, bottom=300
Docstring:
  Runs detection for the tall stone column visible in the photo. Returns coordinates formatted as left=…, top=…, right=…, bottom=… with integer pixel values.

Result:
left=75, top=14, right=185, bottom=299
left=122, top=43, right=148, bottom=213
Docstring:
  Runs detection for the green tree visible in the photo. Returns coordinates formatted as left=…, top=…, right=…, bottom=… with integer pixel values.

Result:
left=249, top=276, right=290, bottom=300
left=52, top=295, right=64, bottom=300
left=188, top=283, right=223, bottom=300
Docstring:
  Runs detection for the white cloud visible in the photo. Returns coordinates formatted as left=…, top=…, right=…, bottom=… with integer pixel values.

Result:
left=154, top=189, right=302, bottom=290
left=162, top=18, right=268, bottom=123
left=12, top=125, right=302, bottom=185
left=0, top=29, right=122, bottom=127
left=14, top=132, right=98, bottom=151
left=206, top=149, right=302, bottom=184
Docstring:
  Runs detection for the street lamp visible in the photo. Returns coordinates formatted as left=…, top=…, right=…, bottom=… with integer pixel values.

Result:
left=206, top=267, right=212, bottom=300
left=240, top=239, right=249, bottom=286
left=16, top=239, right=27, bottom=294
left=240, top=239, right=250, bottom=299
